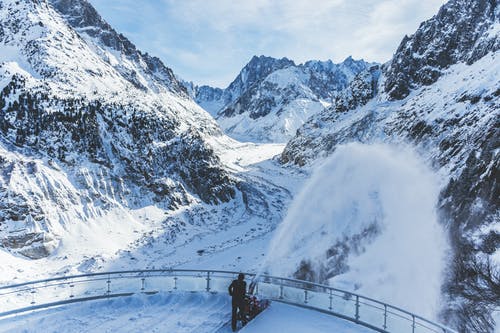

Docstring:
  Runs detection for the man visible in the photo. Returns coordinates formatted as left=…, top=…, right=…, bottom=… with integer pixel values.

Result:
left=228, top=273, right=247, bottom=331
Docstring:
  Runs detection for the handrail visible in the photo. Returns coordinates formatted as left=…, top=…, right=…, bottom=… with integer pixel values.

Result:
left=0, top=269, right=458, bottom=333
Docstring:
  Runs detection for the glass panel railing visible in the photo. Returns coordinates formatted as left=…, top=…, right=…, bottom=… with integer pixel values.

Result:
left=71, top=277, right=110, bottom=298
left=105, top=275, right=143, bottom=294
left=34, top=281, right=71, bottom=303
left=137, top=274, right=174, bottom=293
left=0, top=287, right=33, bottom=312
left=209, top=275, right=234, bottom=293
left=329, top=289, right=357, bottom=319
left=385, top=307, right=414, bottom=333
left=255, top=282, right=281, bottom=300
left=282, top=285, right=306, bottom=304
left=302, top=288, right=330, bottom=310
left=414, top=319, right=445, bottom=333
left=357, top=298, right=386, bottom=331
left=173, top=274, right=206, bottom=292
left=0, top=270, right=458, bottom=333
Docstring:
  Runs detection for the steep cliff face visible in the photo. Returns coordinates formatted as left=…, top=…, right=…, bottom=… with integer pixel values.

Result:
left=49, top=0, right=188, bottom=95
left=0, top=0, right=236, bottom=259
left=280, top=64, right=382, bottom=166
left=303, top=56, right=373, bottom=100
left=190, top=55, right=296, bottom=117
left=217, top=65, right=324, bottom=142
left=189, top=85, right=225, bottom=117
left=280, top=0, right=499, bottom=331
left=384, top=0, right=499, bottom=100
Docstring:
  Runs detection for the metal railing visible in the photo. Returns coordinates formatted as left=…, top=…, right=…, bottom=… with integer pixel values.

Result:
left=0, top=269, right=457, bottom=333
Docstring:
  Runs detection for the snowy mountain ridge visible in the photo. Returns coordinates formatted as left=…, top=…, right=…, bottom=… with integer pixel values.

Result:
left=186, top=55, right=377, bottom=142
left=49, top=0, right=188, bottom=96
left=383, top=0, right=499, bottom=100
left=0, top=0, right=293, bottom=266
left=279, top=0, right=499, bottom=331
left=0, top=0, right=498, bottom=332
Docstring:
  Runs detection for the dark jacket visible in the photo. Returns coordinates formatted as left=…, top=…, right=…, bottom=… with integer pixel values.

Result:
left=228, top=279, right=246, bottom=303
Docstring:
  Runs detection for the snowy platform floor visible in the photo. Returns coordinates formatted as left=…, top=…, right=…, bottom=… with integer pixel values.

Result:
left=242, top=301, right=373, bottom=333
left=0, top=292, right=373, bottom=333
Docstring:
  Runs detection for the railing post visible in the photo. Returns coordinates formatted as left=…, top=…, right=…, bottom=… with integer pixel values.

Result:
left=0, top=269, right=460, bottom=333
left=383, top=304, right=387, bottom=330
left=30, top=287, right=36, bottom=305
left=355, top=295, right=360, bottom=322
left=106, top=274, right=111, bottom=296
left=329, top=289, right=333, bottom=311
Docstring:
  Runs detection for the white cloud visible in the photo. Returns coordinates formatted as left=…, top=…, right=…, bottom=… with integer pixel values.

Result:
left=352, top=0, right=446, bottom=60
left=89, top=0, right=447, bottom=87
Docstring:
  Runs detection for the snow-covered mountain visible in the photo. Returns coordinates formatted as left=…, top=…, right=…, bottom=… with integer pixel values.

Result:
left=190, top=56, right=295, bottom=116
left=0, top=0, right=287, bottom=262
left=279, top=0, right=499, bottom=331
left=49, top=0, right=188, bottom=95
left=187, top=55, right=376, bottom=142
left=0, top=0, right=497, bottom=331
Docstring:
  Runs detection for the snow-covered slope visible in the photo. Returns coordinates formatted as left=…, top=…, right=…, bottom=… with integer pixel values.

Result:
left=188, top=56, right=376, bottom=143
left=0, top=0, right=496, bottom=331
left=217, top=65, right=325, bottom=143
left=279, top=0, right=499, bottom=331
left=0, top=0, right=293, bottom=266
left=49, top=0, right=187, bottom=95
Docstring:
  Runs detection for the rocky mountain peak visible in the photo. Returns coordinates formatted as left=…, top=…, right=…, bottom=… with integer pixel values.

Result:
left=186, top=55, right=297, bottom=117
left=384, top=0, right=499, bottom=100
left=186, top=54, right=376, bottom=142
left=301, top=56, right=375, bottom=100
left=226, top=55, right=295, bottom=96
left=48, top=0, right=188, bottom=95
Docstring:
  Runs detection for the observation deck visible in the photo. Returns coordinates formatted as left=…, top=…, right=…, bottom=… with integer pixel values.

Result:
left=0, top=270, right=457, bottom=333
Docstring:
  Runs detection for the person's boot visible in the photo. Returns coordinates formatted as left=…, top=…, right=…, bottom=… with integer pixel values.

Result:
left=231, top=314, right=237, bottom=331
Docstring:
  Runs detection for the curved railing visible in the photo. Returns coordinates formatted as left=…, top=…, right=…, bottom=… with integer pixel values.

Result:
left=0, top=269, right=457, bottom=333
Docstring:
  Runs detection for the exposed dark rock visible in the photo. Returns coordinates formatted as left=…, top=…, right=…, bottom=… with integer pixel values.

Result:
left=279, top=1, right=499, bottom=330
left=0, top=0, right=237, bottom=258
left=186, top=55, right=377, bottom=142
left=49, top=0, right=188, bottom=95
left=2, top=232, right=57, bottom=259
left=384, top=0, right=499, bottom=100
left=333, top=65, right=381, bottom=113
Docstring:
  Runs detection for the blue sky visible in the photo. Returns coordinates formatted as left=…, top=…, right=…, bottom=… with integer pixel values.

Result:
left=88, top=0, right=446, bottom=88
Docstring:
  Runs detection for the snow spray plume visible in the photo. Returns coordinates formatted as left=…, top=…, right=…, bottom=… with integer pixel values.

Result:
left=261, top=143, right=448, bottom=319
